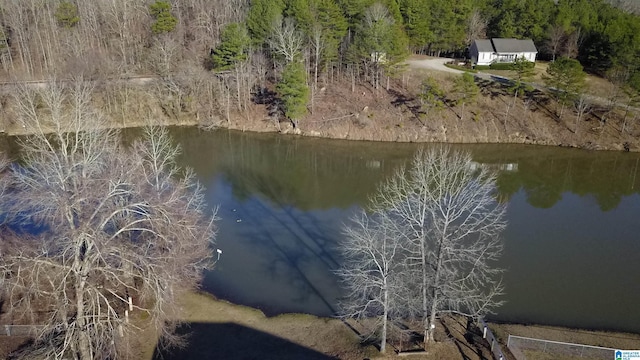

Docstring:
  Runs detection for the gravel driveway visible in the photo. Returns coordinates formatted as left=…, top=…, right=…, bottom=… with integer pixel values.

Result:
left=405, top=57, right=464, bottom=74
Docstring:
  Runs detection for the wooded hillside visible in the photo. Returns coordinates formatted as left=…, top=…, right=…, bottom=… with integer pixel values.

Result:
left=0, top=0, right=638, bottom=140
left=1, top=0, right=638, bottom=75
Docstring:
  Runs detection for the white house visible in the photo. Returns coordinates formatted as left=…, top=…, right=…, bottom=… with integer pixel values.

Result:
left=470, top=38, right=538, bottom=66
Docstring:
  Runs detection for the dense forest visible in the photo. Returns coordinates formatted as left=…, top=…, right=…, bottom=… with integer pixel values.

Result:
left=0, top=0, right=639, bottom=131
left=2, top=0, right=639, bottom=74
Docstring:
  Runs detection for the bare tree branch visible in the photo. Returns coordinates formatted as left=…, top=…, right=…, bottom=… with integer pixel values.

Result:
left=268, top=16, right=304, bottom=63
left=340, top=147, right=506, bottom=351
left=1, top=79, right=218, bottom=359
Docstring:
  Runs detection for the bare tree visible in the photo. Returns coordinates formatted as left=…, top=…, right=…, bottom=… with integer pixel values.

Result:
left=337, top=210, right=405, bottom=353
left=0, top=80, right=218, bottom=359
left=151, top=35, right=181, bottom=76
left=563, top=28, right=582, bottom=59
left=573, top=94, right=592, bottom=134
left=371, top=147, right=506, bottom=347
left=268, top=16, right=304, bottom=63
left=546, top=24, right=565, bottom=62
left=465, top=9, right=487, bottom=46
left=0, top=152, right=8, bottom=197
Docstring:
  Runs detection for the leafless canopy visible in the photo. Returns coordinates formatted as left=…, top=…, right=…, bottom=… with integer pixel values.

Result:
left=0, top=80, right=218, bottom=359
left=337, top=210, right=406, bottom=353
left=268, top=16, right=304, bottom=63
left=339, top=147, right=506, bottom=350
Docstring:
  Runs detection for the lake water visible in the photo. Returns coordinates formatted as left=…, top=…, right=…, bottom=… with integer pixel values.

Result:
left=169, top=128, right=640, bottom=333
left=8, top=128, right=638, bottom=333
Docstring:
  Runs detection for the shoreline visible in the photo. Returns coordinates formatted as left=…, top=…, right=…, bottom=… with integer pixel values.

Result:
left=2, top=118, right=634, bottom=152
left=0, top=69, right=636, bottom=153
left=145, top=291, right=640, bottom=360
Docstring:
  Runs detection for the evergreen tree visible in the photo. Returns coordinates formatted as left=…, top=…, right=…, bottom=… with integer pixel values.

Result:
left=212, top=23, right=251, bottom=71
left=399, top=0, right=433, bottom=51
left=285, top=0, right=314, bottom=35
left=277, top=61, right=310, bottom=127
left=150, top=1, right=177, bottom=34
left=55, top=1, right=80, bottom=29
left=419, top=76, right=445, bottom=117
left=351, top=2, right=407, bottom=88
left=247, top=0, right=286, bottom=45
left=453, top=72, right=479, bottom=120
left=337, top=0, right=376, bottom=29
left=314, top=0, right=348, bottom=65
left=509, top=57, right=535, bottom=98
left=544, top=57, right=586, bottom=117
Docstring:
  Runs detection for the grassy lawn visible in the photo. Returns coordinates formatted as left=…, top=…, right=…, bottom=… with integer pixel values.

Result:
left=477, top=61, right=621, bottom=99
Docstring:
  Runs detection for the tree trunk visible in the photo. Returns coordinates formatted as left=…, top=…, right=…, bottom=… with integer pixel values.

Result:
left=381, top=285, right=388, bottom=353
left=426, top=234, right=446, bottom=347
left=422, top=238, right=429, bottom=346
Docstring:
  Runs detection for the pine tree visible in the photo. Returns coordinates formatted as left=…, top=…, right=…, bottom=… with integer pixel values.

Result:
left=247, top=0, right=286, bottom=45
left=544, top=57, right=586, bottom=118
left=55, top=1, right=80, bottom=29
left=314, top=0, right=348, bottom=65
left=212, top=23, right=251, bottom=71
left=419, top=76, right=445, bottom=117
left=510, top=57, right=535, bottom=98
left=399, top=0, right=433, bottom=51
left=150, top=1, right=177, bottom=34
left=277, top=61, right=310, bottom=127
left=453, top=72, right=479, bottom=120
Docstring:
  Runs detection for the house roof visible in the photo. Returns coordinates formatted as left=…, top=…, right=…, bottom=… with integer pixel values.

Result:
left=473, top=39, right=494, bottom=53
left=491, top=38, right=537, bottom=53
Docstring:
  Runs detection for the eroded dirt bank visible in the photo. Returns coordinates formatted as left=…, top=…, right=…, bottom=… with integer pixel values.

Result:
left=1, top=65, right=637, bottom=152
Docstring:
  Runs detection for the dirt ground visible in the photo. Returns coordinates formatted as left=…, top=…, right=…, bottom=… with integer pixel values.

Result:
left=3, top=292, right=639, bottom=359
left=2, top=56, right=637, bottom=153
left=143, top=292, right=484, bottom=360
left=144, top=292, right=640, bottom=360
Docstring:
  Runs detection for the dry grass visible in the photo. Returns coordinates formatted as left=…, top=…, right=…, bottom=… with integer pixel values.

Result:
left=490, top=323, right=640, bottom=350
left=3, top=293, right=639, bottom=359
left=478, top=61, right=624, bottom=100
left=143, top=292, right=492, bottom=360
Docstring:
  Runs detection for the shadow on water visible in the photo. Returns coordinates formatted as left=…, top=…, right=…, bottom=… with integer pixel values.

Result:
left=162, top=128, right=640, bottom=332
left=152, top=322, right=337, bottom=360
left=236, top=196, right=339, bottom=315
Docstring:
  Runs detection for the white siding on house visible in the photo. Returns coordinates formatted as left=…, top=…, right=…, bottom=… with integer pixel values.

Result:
left=475, top=52, right=496, bottom=66
left=470, top=38, right=537, bottom=66
left=522, top=52, right=536, bottom=62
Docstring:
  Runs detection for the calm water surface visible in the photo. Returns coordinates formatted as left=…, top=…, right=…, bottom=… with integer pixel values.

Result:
left=7, top=127, right=631, bottom=333
left=169, top=128, right=640, bottom=333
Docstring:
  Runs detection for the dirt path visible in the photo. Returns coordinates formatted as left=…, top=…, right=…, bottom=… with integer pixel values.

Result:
left=406, top=57, right=464, bottom=74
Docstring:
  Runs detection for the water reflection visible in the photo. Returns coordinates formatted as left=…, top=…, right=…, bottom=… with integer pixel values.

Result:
left=168, top=128, right=640, bottom=332
left=4, top=128, right=639, bottom=332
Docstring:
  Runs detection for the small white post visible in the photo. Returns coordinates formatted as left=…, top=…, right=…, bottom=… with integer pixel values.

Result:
left=491, top=339, right=495, bottom=351
left=118, top=324, right=124, bottom=337
left=128, top=296, right=133, bottom=311
left=483, top=325, right=488, bottom=339
left=125, top=310, right=129, bottom=323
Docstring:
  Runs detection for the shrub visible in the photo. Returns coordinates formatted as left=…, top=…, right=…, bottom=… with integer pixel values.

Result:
left=486, top=61, right=535, bottom=71
left=445, top=64, right=478, bottom=73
